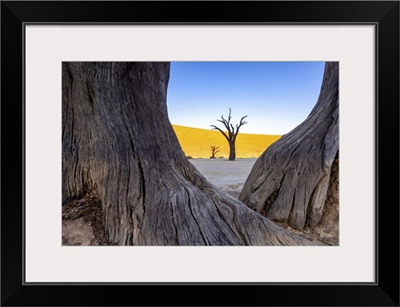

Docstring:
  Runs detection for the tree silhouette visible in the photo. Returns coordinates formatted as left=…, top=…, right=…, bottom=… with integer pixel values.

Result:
left=210, top=145, right=220, bottom=159
left=210, top=108, right=248, bottom=161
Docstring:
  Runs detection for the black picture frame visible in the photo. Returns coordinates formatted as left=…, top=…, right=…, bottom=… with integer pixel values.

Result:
left=1, top=1, right=399, bottom=306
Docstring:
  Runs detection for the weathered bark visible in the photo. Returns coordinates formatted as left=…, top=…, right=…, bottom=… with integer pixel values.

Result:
left=62, top=62, right=320, bottom=246
left=239, top=62, right=339, bottom=234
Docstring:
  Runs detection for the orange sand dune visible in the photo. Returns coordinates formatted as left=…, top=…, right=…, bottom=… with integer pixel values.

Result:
left=172, top=124, right=281, bottom=159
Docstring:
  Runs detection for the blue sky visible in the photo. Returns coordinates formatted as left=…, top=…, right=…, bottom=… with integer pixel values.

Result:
left=166, top=62, right=325, bottom=135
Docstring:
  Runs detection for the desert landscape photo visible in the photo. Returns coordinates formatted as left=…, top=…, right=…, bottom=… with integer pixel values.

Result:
left=62, top=61, right=339, bottom=246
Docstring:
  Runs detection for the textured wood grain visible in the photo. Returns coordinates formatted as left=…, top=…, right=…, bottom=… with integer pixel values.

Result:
left=239, top=62, right=339, bottom=232
left=62, top=62, right=322, bottom=246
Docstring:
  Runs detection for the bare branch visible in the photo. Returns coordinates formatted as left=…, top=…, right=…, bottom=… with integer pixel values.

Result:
left=238, top=115, right=248, bottom=127
left=230, top=123, right=235, bottom=136
left=216, top=119, right=228, bottom=127
left=210, top=125, right=230, bottom=142
left=234, top=115, right=248, bottom=138
left=217, top=116, right=232, bottom=134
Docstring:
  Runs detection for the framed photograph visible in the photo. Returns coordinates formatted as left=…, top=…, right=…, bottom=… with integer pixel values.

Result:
left=2, top=1, right=399, bottom=306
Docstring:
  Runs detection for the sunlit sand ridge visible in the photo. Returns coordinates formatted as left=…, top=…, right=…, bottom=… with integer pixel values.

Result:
left=172, top=124, right=281, bottom=159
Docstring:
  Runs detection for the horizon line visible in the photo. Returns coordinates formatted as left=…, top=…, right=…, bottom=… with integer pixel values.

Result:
left=171, top=123, right=283, bottom=136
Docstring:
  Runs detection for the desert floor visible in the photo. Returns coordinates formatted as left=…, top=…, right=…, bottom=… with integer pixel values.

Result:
left=188, top=158, right=256, bottom=198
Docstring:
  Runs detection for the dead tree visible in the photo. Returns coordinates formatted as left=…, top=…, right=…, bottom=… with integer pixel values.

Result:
left=239, top=62, right=339, bottom=238
left=62, top=62, right=319, bottom=246
left=210, top=145, right=220, bottom=158
left=210, top=109, right=248, bottom=161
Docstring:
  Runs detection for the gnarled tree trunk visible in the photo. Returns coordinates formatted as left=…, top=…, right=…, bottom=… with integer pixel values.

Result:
left=239, top=62, right=339, bottom=240
left=62, top=62, right=319, bottom=246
